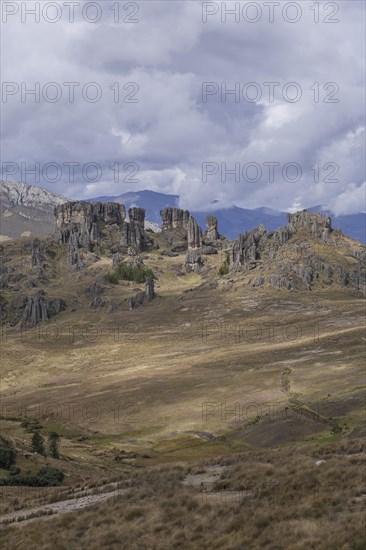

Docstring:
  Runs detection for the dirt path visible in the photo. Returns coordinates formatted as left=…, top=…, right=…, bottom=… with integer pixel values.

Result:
left=0, top=485, right=128, bottom=528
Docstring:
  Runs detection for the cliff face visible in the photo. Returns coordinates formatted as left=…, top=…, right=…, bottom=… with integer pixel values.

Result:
left=158, top=208, right=191, bottom=253
left=54, top=201, right=126, bottom=267
left=230, top=210, right=366, bottom=293
left=160, top=208, right=190, bottom=231
left=121, top=207, right=149, bottom=254
left=55, top=201, right=126, bottom=247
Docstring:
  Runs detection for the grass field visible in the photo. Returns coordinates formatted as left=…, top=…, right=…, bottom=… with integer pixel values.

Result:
left=0, top=233, right=365, bottom=548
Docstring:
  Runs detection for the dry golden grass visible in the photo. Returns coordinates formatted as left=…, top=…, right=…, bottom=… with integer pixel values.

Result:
left=0, top=233, right=365, bottom=548
left=1, top=439, right=365, bottom=549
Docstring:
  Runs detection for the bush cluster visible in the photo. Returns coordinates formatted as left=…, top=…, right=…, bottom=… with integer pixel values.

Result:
left=105, top=263, right=153, bottom=285
left=0, top=466, right=64, bottom=487
left=0, top=437, right=17, bottom=469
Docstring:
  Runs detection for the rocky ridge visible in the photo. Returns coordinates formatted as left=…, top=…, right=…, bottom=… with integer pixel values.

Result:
left=229, top=211, right=366, bottom=293
left=0, top=204, right=365, bottom=328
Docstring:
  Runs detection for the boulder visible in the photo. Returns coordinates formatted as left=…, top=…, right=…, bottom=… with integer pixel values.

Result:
left=127, top=292, right=145, bottom=310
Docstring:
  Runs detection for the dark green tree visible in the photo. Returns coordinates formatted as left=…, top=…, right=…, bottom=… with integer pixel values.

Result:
left=31, top=432, right=45, bottom=455
left=48, top=432, right=60, bottom=459
left=0, top=447, right=16, bottom=469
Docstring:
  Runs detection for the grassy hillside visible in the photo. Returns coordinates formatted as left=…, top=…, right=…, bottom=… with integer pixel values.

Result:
left=0, top=222, right=365, bottom=548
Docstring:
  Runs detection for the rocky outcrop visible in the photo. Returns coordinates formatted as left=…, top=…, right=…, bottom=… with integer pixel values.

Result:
left=230, top=224, right=268, bottom=271
left=159, top=208, right=191, bottom=253
left=127, top=292, right=145, bottom=310
left=160, top=208, right=190, bottom=231
left=352, top=264, right=366, bottom=294
left=55, top=201, right=126, bottom=249
left=121, top=207, right=153, bottom=254
left=145, top=276, right=155, bottom=302
left=55, top=201, right=126, bottom=267
left=185, top=250, right=203, bottom=273
left=21, top=291, right=66, bottom=327
left=205, top=215, right=219, bottom=241
left=287, top=211, right=332, bottom=241
left=229, top=210, right=366, bottom=293
left=67, top=228, right=84, bottom=270
left=231, top=212, right=335, bottom=271
left=30, top=239, right=45, bottom=275
left=187, top=216, right=203, bottom=250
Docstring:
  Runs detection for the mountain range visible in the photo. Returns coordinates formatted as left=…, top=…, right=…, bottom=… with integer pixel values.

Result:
left=1, top=181, right=365, bottom=243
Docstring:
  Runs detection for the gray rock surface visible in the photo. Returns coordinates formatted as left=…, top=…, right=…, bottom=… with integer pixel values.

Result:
left=185, top=250, right=203, bottom=273
left=145, top=276, right=155, bottom=302
left=205, top=215, right=219, bottom=241
left=160, top=208, right=190, bottom=230
left=121, top=207, right=153, bottom=254
left=187, top=216, right=203, bottom=250
left=21, top=291, right=66, bottom=326
left=230, top=210, right=366, bottom=292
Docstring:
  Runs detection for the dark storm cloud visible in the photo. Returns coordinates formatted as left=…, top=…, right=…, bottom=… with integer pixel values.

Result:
left=1, top=0, right=365, bottom=214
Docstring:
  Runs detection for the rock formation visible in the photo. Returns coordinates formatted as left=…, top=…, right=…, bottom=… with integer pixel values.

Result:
left=230, top=212, right=334, bottom=272
left=205, top=215, right=219, bottom=241
left=121, top=207, right=153, bottom=254
left=30, top=239, right=45, bottom=275
left=66, top=228, right=84, bottom=269
left=127, top=291, right=145, bottom=310
left=159, top=208, right=191, bottom=252
left=55, top=201, right=126, bottom=267
left=121, top=207, right=144, bottom=253
left=160, top=208, right=190, bottom=231
left=230, top=224, right=267, bottom=271
left=229, top=210, right=365, bottom=292
left=287, top=211, right=332, bottom=241
left=21, top=291, right=66, bottom=327
left=145, top=275, right=155, bottom=302
left=55, top=201, right=126, bottom=249
left=187, top=216, right=202, bottom=250
left=185, top=250, right=203, bottom=273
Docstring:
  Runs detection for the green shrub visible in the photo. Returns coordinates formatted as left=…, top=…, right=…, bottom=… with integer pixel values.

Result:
left=37, top=466, right=64, bottom=484
left=48, top=432, right=60, bottom=459
left=218, top=263, right=230, bottom=276
left=31, top=432, right=45, bottom=455
left=9, top=465, right=21, bottom=476
left=0, top=447, right=16, bottom=469
left=105, top=263, right=154, bottom=285
left=0, top=467, right=64, bottom=487
left=105, top=271, right=120, bottom=284
left=218, top=252, right=230, bottom=276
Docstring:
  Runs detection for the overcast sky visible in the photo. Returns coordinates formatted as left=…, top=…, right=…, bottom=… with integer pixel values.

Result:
left=1, top=0, right=365, bottom=214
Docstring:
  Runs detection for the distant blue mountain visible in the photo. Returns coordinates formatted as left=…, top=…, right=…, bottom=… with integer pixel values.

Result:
left=86, top=190, right=366, bottom=243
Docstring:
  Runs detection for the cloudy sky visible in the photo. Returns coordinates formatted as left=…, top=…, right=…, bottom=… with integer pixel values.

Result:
left=2, top=0, right=365, bottom=214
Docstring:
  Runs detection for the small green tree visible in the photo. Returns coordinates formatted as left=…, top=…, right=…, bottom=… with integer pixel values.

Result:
left=48, top=432, right=60, bottom=459
left=31, top=432, right=45, bottom=455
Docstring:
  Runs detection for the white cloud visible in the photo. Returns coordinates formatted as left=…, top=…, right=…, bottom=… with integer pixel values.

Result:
left=1, top=0, right=365, bottom=213
left=327, top=182, right=366, bottom=215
